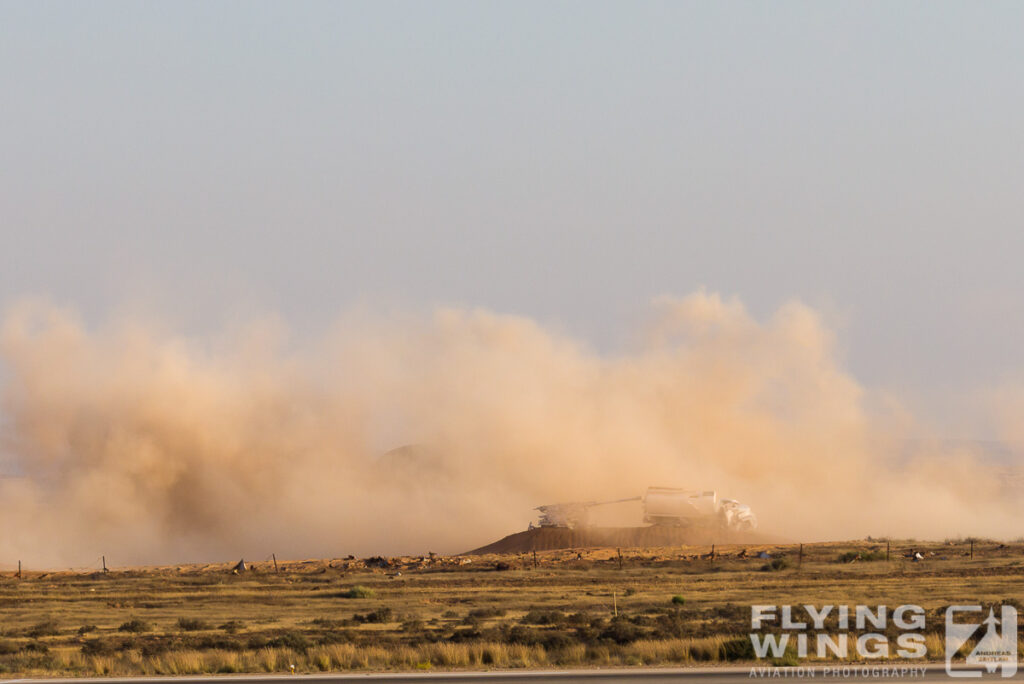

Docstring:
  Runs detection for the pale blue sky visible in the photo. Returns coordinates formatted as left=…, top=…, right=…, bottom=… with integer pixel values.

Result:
left=2, top=1, right=1023, bottom=429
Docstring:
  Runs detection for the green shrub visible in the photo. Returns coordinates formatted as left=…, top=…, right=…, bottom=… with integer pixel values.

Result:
left=118, top=619, right=151, bottom=633
left=721, top=636, right=756, bottom=660
left=198, top=635, right=245, bottom=651
left=654, top=610, right=687, bottom=638
left=540, top=630, right=576, bottom=650
left=600, top=616, right=644, bottom=644
left=506, top=625, right=541, bottom=645
left=520, top=609, right=566, bottom=625
left=838, top=550, right=886, bottom=563
left=80, top=639, right=117, bottom=656
left=567, top=611, right=591, bottom=626
left=267, top=631, right=311, bottom=651
left=176, top=617, right=210, bottom=631
left=246, top=635, right=268, bottom=650
left=340, top=585, right=375, bottom=599
left=671, top=595, right=686, bottom=606
left=401, top=618, right=425, bottom=632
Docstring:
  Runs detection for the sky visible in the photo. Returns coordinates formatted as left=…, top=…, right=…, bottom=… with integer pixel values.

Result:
left=2, top=1, right=1023, bottom=437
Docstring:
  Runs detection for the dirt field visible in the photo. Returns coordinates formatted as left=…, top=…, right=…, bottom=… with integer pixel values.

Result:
left=1, top=538, right=1022, bottom=676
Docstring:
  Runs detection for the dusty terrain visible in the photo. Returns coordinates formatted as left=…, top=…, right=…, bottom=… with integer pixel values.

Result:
left=1, top=538, right=1022, bottom=676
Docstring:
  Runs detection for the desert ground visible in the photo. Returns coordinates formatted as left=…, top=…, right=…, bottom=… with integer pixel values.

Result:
left=1, top=535, right=1022, bottom=677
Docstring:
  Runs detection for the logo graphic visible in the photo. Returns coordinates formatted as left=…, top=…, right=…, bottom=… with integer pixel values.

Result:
left=946, top=605, right=1018, bottom=678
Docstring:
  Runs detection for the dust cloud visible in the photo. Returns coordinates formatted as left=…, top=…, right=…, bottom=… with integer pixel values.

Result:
left=0, top=293, right=1020, bottom=567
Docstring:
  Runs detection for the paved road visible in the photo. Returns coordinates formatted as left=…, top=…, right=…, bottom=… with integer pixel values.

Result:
left=4, top=665, right=1021, bottom=684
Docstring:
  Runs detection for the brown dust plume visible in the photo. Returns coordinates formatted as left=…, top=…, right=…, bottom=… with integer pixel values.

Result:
left=0, top=293, right=1020, bottom=567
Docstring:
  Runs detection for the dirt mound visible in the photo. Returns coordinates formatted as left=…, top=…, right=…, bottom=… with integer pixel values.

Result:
left=467, top=526, right=763, bottom=555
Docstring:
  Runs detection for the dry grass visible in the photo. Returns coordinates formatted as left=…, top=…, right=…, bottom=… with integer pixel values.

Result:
left=1, top=538, right=1022, bottom=676
left=18, top=633, right=1022, bottom=677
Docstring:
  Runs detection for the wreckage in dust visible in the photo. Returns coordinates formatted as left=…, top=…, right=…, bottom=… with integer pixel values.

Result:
left=535, top=487, right=756, bottom=532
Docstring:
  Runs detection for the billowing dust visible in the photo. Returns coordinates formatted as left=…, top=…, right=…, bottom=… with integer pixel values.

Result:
left=0, top=292, right=1020, bottom=567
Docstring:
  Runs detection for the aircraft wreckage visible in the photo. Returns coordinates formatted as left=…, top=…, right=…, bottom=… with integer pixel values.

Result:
left=535, top=487, right=757, bottom=532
